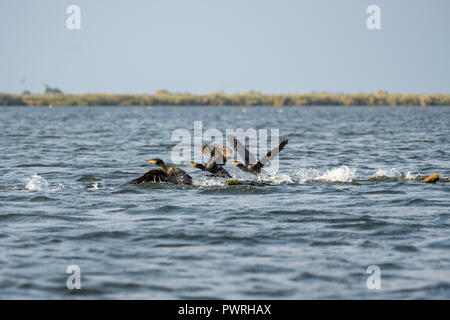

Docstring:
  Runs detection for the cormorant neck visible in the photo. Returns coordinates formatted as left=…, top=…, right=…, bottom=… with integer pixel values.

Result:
left=157, top=161, right=168, bottom=173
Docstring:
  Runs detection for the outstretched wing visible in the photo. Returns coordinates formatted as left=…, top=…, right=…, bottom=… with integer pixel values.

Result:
left=215, top=166, right=232, bottom=178
left=129, top=169, right=168, bottom=184
left=191, top=163, right=207, bottom=171
left=201, top=144, right=232, bottom=165
left=257, top=136, right=289, bottom=167
left=227, top=135, right=256, bottom=166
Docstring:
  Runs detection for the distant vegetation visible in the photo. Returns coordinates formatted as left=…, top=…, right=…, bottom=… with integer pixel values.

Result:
left=0, top=91, right=449, bottom=106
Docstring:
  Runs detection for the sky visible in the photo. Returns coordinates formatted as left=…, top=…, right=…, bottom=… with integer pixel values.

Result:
left=0, top=0, right=449, bottom=94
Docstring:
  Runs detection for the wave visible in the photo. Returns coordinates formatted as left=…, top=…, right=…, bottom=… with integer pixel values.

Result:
left=371, top=168, right=401, bottom=178
left=190, top=165, right=448, bottom=187
left=369, top=168, right=419, bottom=181
left=315, top=166, right=357, bottom=182
left=193, top=177, right=228, bottom=187
left=294, top=166, right=357, bottom=183
left=13, top=168, right=446, bottom=193
left=252, top=173, right=294, bottom=184
left=192, top=166, right=356, bottom=187
left=23, top=174, right=63, bottom=192
left=193, top=172, right=294, bottom=188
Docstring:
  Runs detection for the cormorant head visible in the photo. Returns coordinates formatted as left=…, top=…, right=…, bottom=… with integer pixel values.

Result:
left=190, top=163, right=206, bottom=170
left=147, top=159, right=165, bottom=167
left=232, top=161, right=245, bottom=169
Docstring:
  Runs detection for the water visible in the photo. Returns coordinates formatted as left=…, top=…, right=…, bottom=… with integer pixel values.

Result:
left=0, top=105, right=449, bottom=299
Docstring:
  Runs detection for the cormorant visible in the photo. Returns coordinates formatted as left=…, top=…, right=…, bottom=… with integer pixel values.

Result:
left=200, top=144, right=232, bottom=166
left=190, top=144, right=232, bottom=178
left=228, top=135, right=289, bottom=174
left=130, top=159, right=192, bottom=185
left=190, top=163, right=232, bottom=178
left=129, top=169, right=168, bottom=184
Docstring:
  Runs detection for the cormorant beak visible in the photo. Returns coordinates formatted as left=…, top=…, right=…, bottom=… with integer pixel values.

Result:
left=190, top=163, right=197, bottom=167
left=147, top=160, right=157, bottom=164
left=232, top=161, right=238, bottom=166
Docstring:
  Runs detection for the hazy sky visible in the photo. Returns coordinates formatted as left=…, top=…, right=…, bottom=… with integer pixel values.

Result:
left=1, top=0, right=449, bottom=94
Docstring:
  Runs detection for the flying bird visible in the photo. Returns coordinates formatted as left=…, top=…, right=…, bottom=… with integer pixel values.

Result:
left=228, top=135, right=288, bottom=174
left=190, top=144, right=232, bottom=178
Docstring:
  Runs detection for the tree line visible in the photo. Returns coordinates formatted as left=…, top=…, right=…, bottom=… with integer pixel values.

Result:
left=1, top=91, right=449, bottom=106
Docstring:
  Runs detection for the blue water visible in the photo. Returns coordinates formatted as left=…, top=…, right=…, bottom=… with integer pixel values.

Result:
left=0, top=106, right=449, bottom=299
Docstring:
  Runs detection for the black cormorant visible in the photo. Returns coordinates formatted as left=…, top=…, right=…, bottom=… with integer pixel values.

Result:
left=130, top=159, right=192, bottom=185
left=228, top=135, right=289, bottom=174
left=129, top=169, right=168, bottom=184
left=190, top=163, right=232, bottom=178
left=190, top=144, right=232, bottom=178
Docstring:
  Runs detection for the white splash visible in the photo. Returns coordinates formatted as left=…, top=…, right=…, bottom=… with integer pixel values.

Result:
left=371, top=168, right=401, bottom=178
left=25, top=174, right=49, bottom=191
left=405, top=172, right=418, bottom=181
left=370, top=168, right=419, bottom=181
left=293, top=166, right=357, bottom=183
left=294, top=168, right=321, bottom=184
left=193, top=177, right=227, bottom=187
left=268, top=174, right=294, bottom=184
left=254, top=173, right=294, bottom=184
left=190, top=166, right=424, bottom=186
left=89, top=182, right=99, bottom=190
left=24, top=174, right=63, bottom=191
left=315, top=166, right=357, bottom=182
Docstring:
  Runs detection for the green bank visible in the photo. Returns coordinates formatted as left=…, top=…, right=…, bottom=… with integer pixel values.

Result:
left=1, top=91, right=449, bottom=106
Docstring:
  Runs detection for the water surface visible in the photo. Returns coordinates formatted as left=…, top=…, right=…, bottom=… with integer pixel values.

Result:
left=1, top=106, right=449, bottom=299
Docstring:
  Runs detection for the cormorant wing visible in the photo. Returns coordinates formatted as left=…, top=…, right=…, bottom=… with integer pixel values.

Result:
left=256, top=136, right=289, bottom=167
left=129, top=169, right=168, bottom=184
left=191, top=163, right=207, bottom=171
left=227, top=135, right=256, bottom=166
left=201, top=144, right=232, bottom=166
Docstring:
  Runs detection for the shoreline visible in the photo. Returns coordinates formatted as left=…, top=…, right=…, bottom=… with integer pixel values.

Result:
left=1, top=91, right=450, bottom=106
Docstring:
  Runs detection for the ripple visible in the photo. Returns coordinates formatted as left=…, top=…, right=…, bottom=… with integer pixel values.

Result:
left=111, top=188, right=143, bottom=194
left=30, top=195, right=58, bottom=202
left=77, top=230, right=131, bottom=240
left=311, top=240, right=351, bottom=246
left=360, top=189, right=406, bottom=195
left=153, top=243, right=192, bottom=248
left=16, top=163, right=57, bottom=168
left=291, top=271, right=345, bottom=283
left=425, top=238, right=450, bottom=249
left=266, top=209, right=329, bottom=216
left=155, top=205, right=182, bottom=212
left=0, top=213, right=27, bottom=221
left=76, top=174, right=98, bottom=182
left=394, top=245, right=419, bottom=252
left=198, top=186, right=270, bottom=195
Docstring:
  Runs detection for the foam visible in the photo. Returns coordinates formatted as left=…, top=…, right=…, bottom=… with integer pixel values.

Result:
left=315, top=166, right=357, bottom=182
left=371, top=168, right=401, bottom=178
left=294, top=166, right=357, bottom=183
left=24, top=174, right=63, bottom=192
